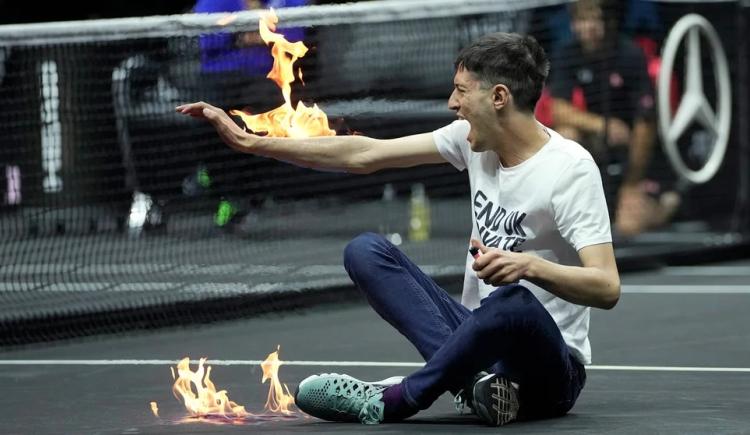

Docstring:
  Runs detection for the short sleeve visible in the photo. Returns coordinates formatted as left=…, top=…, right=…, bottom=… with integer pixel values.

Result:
left=432, top=120, right=470, bottom=171
left=551, top=157, right=612, bottom=250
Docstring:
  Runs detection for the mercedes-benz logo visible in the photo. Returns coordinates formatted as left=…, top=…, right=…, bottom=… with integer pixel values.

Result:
left=658, top=14, right=731, bottom=185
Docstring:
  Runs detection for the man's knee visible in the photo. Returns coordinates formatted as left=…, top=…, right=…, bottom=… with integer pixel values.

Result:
left=484, top=284, right=537, bottom=306
left=474, top=285, right=545, bottom=331
left=343, top=232, right=390, bottom=273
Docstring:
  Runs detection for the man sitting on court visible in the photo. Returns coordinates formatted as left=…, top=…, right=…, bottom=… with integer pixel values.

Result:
left=177, top=32, right=621, bottom=426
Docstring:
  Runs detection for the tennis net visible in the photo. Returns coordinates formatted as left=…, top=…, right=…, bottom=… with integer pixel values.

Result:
left=0, top=0, right=747, bottom=346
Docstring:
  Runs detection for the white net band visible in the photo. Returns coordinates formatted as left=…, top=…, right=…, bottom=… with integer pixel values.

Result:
left=0, top=0, right=570, bottom=46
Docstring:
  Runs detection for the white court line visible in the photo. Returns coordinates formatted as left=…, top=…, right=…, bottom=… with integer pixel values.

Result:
left=660, top=266, right=750, bottom=276
left=621, top=285, right=750, bottom=294
left=0, top=360, right=748, bottom=373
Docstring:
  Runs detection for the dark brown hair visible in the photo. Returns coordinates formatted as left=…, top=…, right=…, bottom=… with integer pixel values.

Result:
left=454, top=33, right=549, bottom=112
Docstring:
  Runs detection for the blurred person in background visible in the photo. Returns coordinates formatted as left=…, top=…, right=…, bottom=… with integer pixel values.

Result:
left=547, top=0, right=679, bottom=238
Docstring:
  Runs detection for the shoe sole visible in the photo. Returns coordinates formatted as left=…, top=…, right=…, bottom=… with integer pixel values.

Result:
left=472, top=373, right=519, bottom=426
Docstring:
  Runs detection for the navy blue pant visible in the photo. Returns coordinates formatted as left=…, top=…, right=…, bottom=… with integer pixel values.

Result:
left=344, top=232, right=586, bottom=419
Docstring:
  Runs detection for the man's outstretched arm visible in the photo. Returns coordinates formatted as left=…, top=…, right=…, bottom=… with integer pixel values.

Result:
left=176, top=102, right=446, bottom=174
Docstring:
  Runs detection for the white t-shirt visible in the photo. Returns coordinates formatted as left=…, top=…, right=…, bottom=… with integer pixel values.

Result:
left=433, top=120, right=612, bottom=365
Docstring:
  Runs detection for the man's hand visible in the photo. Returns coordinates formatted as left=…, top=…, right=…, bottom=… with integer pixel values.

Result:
left=471, top=236, right=620, bottom=309
left=176, top=102, right=258, bottom=153
left=470, top=239, right=533, bottom=286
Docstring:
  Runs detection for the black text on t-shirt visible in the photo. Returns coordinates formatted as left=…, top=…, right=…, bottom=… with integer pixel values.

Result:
left=473, top=190, right=527, bottom=252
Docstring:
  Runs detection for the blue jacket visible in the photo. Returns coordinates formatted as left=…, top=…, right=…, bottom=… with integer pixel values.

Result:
left=194, top=0, right=307, bottom=75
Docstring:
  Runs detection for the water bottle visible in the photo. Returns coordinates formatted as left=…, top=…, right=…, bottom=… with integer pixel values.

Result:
left=409, top=183, right=430, bottom=242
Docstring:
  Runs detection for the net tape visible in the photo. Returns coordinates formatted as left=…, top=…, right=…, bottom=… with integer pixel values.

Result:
left=0, top=0, right=572, bottom=46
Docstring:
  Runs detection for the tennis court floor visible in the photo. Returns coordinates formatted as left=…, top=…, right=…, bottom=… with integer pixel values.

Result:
left=1, top=259, right=748, bottom=434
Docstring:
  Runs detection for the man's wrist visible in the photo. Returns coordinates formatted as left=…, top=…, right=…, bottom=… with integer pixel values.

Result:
left=242, top=134, right=262, bottom=152
left=523, top=254, right=541, bottom=281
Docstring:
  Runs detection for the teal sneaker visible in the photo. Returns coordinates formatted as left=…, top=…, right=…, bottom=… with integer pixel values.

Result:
left=471, top=373, right=520, bottom=426
left=294, top=373, right=403, bottom=425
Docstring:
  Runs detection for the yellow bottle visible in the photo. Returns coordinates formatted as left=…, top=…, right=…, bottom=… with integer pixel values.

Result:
left=409, top=183, right=430, bottom=242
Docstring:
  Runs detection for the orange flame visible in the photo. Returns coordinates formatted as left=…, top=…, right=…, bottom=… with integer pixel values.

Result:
left=171, top=357, right=249, bottom=419
left=229, top=9, right=335, bottom=138
left=157, top=349, right=299, bottom=423
left=261, top=345, right=296, bottom=414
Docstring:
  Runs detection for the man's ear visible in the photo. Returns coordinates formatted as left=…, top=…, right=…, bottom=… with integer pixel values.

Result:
left=492, top=84, right=511, bottom=110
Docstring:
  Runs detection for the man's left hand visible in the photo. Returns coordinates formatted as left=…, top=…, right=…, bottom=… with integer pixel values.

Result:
left=470, top=239, right=532, bottom=286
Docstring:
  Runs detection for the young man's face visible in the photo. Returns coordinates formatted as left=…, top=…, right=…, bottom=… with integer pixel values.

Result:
left=448, top=68, right=496, bottom=152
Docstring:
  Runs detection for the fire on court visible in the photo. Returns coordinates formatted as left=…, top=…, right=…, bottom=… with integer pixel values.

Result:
left=150, top=346, right=300, bottom=424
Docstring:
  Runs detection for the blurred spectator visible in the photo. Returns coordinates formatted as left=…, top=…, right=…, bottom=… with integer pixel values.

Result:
left=547, top=0, right=679, bottom=237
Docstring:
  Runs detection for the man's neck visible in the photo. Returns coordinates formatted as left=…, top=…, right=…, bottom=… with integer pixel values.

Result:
left=491, top=112, right=550, bottom=168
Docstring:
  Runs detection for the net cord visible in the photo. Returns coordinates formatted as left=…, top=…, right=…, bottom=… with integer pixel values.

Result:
left=0, top=0, right=572, bottom=46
